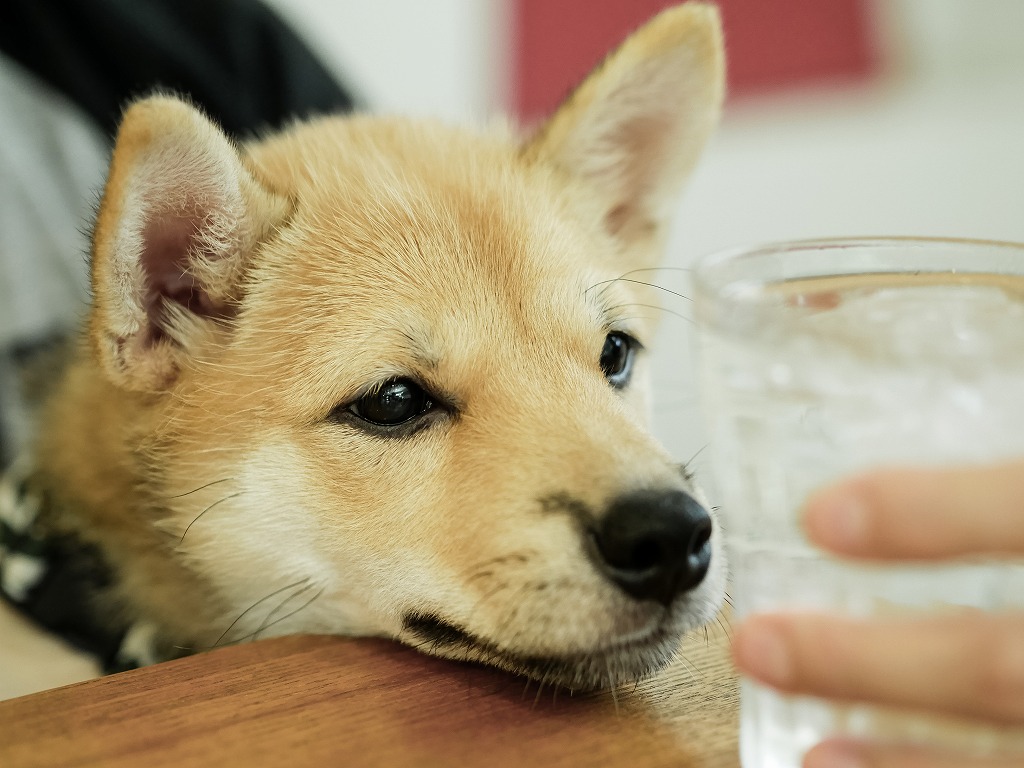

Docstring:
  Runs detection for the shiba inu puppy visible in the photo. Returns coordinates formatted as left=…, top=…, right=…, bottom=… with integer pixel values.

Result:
left=2, top=3, right=725, bottom=690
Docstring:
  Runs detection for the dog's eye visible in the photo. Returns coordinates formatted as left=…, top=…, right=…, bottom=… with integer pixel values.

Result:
left=600, top=332, right=636, bottom=388
left=349, top=378, right=433, bottom=427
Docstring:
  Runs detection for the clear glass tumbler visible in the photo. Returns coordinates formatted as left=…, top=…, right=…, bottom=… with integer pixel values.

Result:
left=693, top=238, right=1024, bottom=767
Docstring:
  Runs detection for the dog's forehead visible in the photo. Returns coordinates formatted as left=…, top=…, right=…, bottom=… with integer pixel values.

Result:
left=246, top=118, right=634, bottom=356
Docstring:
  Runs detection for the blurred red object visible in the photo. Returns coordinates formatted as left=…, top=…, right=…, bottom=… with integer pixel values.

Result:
left=512, top=0, right=878, bottom=122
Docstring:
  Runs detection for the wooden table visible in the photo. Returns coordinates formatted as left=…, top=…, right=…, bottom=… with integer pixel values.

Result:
left=0, top=623, right=740, bottom=767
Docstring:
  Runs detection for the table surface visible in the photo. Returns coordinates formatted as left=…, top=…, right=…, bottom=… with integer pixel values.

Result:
left=0, top=621, right=740, bottom=768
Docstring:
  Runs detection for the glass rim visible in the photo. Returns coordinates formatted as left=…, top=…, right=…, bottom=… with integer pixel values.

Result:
left=693, top=235, right=1024, bottom=296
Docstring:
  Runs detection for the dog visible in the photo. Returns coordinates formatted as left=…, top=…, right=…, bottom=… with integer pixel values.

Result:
left=0, top=2, right=725, bottom=691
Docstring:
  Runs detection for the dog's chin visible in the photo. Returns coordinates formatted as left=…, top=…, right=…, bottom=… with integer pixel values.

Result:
left=400, top=610, right=697, bottom=691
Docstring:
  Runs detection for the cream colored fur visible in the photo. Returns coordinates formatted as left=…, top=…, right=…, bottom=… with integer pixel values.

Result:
left=13, top=3, right=725, bottom=693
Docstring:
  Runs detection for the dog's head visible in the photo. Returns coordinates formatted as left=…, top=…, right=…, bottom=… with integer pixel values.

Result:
left=86, top=3, right=724, bottom=688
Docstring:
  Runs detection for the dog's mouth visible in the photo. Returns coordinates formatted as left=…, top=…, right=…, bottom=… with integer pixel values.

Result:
left=401, top=612, right=683, bottom=691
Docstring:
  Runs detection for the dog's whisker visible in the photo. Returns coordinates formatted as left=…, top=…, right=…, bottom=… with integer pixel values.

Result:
left=685, top=443, right=710, bottom=468
left=211, top=578, right=311, bottom=649
left=676, top=650, right=702, bottom=685
left=609, top=314, right=661, bottom=325
left=178, top=492, right=244, bottom=545
left=165, top=477, right=235, bottom=500
left=714, top=612, right=733, bottom=641
left=592, top=266, right=694, bottom=304
left=220, top=586, right=325, bottom=647
left=251, top=581, right=319, bottom=642
left=616, top=265, right=694, bottom=277
left=585, top=277, right=693, bottom=304
left=604, top=301, right=696, bottom=326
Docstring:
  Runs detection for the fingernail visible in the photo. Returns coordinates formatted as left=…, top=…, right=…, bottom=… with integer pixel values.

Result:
left=804, top=492, right=870, bottom=553
left=733, top=618, right=792, bottom=688
left=804, top=740, right=867, bottom=768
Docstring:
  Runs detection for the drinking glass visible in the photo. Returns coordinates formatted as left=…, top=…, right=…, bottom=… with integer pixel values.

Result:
left=693, top=238, right=1024, bottom=766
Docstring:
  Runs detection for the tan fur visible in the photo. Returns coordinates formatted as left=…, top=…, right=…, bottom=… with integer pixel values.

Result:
left=34, top=3, right=725, bottom=688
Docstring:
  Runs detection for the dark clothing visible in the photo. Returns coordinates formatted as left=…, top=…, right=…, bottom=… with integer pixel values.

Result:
left=1, top=0, right=356, bottom=139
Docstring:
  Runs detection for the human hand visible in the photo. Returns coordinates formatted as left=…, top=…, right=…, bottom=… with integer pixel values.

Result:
left=730, top=462, right=1024, bottom=767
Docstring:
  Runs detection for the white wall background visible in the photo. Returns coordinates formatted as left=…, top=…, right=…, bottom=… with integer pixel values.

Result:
left=268, top=0, right=509, bottom=121
left=267, top=0, right=1024, bottom=466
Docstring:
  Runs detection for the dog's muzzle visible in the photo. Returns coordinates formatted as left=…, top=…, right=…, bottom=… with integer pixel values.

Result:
left=587, top=489, right=713, bottom=606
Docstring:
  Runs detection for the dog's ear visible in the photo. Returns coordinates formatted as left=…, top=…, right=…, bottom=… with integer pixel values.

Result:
left=89, top=95, right=289, bottom=392
left=522, top=3, right=724, bottom=262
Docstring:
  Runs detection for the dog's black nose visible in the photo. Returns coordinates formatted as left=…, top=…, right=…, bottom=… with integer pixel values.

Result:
left=589, top=490, right=712, bottom=606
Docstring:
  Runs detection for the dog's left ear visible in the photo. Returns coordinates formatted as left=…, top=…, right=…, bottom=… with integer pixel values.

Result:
left=522, top=2, right=724, bottom=263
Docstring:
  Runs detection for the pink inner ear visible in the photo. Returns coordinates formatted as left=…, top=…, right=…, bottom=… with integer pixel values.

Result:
left=141, top=212, right=231, bottom=344
left=600, top=112, right=670, bottom=236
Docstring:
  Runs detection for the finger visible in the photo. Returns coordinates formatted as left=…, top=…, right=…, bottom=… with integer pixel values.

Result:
left=732, top=612, right=1024, bottom=725
left=805, top=739, right=1020, bottom=768
left=802, top=462, right=1024, bottom=560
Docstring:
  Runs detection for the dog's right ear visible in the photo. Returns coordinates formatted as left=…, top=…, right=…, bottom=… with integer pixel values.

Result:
left=89, top=95, right=289, bottom=393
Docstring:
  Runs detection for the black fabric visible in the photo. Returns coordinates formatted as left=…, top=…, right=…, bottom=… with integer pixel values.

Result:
left=0, top=468, right=131, bottom=672
left=1, top=528, right=129, bottom=672
left=0, top=0, right=356, bottom=140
